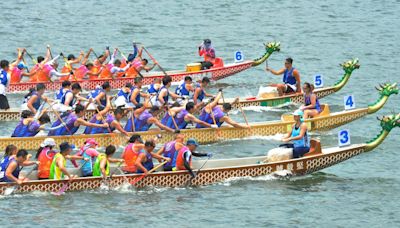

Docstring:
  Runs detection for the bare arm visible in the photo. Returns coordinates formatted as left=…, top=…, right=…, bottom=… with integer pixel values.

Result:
left=27, top=95, right=39, bottom=114
left=221, top=116, right=248, bottom=128
left=110, top=120, right=129, bottom=136
left=76, top=118, right=108, bottom=128
left=186, top=113, right=212, bottom=127
left=135, top=153, right=148, bottom=173
left=293, top=69, right=301, bottom=92
left=266, top=67, right=285, bottom=76
left=56, top=157, right=72, bottom=178
left=5, top=162, right=20, bottom=183
left=149, top=117, right=175, bottom=133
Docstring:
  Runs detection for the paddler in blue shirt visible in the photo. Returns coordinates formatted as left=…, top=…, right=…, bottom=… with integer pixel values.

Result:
left=280, top=109, right=310, bottom=158
left=0, top=149, right=39, bottom=184
left=196, top=89, right=249, bottom=129
left=0, top=60, right=10, bottom=110
left=266, top=57, right=301, bottom=96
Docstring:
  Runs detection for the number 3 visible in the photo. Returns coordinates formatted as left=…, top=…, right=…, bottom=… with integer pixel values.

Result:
left=338, top=129, right=351, bottom=147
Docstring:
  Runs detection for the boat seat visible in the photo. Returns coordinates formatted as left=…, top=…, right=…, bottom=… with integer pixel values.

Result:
left=304, top=139, right=322, bottom=156
left=313, top=104, right=330, bottom=118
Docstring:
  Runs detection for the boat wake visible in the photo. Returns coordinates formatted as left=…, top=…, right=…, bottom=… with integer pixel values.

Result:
left=220, top=170, right=294, bottom=186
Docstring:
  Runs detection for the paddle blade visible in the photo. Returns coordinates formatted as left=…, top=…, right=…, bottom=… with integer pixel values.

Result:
left=51, top=183, right=69, bottom=196
left=130, top=174, right=146, bottom=186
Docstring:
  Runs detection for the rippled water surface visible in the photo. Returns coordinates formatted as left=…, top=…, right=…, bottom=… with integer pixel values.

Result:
left=0, top=0, right=399, bottom=227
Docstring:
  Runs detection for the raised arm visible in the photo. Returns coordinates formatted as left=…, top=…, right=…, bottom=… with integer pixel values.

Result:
left=266, top=67, right=285, bottom=76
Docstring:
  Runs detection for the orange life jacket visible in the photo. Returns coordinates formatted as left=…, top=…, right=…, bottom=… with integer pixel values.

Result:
left=122, top=143, right=140, bottom=173
left=37, top=147, right=56, bottom=179
left=175, top=146, right=192, bottom=171
left=60, top=65, right=71, bottom=81
left=98, top=64, right=113, bottom=79
left=116, top=60, right=127, bottom=78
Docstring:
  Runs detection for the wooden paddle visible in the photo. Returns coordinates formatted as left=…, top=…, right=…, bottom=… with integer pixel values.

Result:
left=142, top=46, right=168, bottom=77
left=60, top=53, right=78, bottom=81
left=5, top=164, right=39, bottom=195
left=46, top=101, right=73, bottom=135
left=130, top=160, right=168, bottom=186
left=186, top=156, right=211, bottom=186
left=166, top=106, right=179, bottom=130
left=25, top=50, right=38, bottom=65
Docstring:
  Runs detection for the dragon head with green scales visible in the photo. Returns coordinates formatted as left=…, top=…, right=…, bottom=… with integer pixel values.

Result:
left=367, top=83, right=398, bottom=114
left=333, top=58, right=360, bottom=92
left=365, top=113, right=400, bottom=152
left=252, top=41, right=281, bottom=66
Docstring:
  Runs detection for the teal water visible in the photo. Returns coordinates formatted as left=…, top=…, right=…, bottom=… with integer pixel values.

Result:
left=0, top=0, right=400, bottom=227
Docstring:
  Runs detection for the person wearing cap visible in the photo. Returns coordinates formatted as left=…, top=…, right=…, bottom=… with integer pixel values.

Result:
left=49, top=142, right=87, bottom=180
left=36, top=138, right=57, bottom=179
left=135, top=138, right=170, bottom=174
left=74, top=138, right=101, bottom=177
left=174, top=138, right=212, bottom=177
left=0, top=149, right=39, bottom=184
left=198, top=39, right=216, bottom=70
left=196, top=90, right=249, bottom=129
left=156, top=134, right=185, bottom=171
left=280, top=109, right=310, bottom=158
left=121, top=134, right=145, bottom=173
left=9, top=48, right=38, bottom=83
left=93, top=145, right=124, bottom=178
left=266, top=57, right=301, bottom=96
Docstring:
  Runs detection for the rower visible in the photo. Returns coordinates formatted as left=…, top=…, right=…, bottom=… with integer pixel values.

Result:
left=129, top=77, right=150, bottom=107
left=0, top=145, right=18, bottom=178
left=71, top=48, right=103, bottom=80
left=35, top=54, right=73, bottom=82
left=135, top=139, right=170, bottom=174
left=9, top=49, right=37, bottom=83
left=0, top=149, right=38, bottom=184
left=11, top=110, right=51, bottom=137
left=48, top=104, right=108, bottom=136
left=87, top=82, right=111, bottom=107
left=124, top=98, right=178, bottom=133
left=75, top=138, right=100, bottom=177
left=36, top=138, right=57, bottom=179
left=154, top=75, right=181, bottom=107
left=147, top=78, right=162, bottom=95
left=92, top=145, right=124, bottom=178
left=280, top=109, right=310, bottom=158
left=0, top=59, right=10, bottom=110
left=126, top=46, right=157, bottom=77
left=266, top=57, right=301, bottom=96
left=121, top=135, right=144, bottom=173
left=300, top=82, right=322, bottom=119
left=99, top=48, right=131, bottom=79
left=60, top=51, right=84, bottom=81
left=29, top=47, right=51, bottom=82
left=92, top=47, right=110, bottom=76
left=161, top=102, right=217, bottom=129
left=193, top=77, right=214, bottom=107
left=49, top=142, right=87, bottom=180
left=84, top=97, right=129, bottom=136
left=114, top=83, right=132, bottom=107
left=174, top=138, right=212, bottom=177
left=175, top=76, right=195, bottom=99
left=198, top=39, right=216, bottom=70
left=196, top=90, right=249, bottom=129
left=156, top=134, right=185, bottom=171
left=22, top=83, right=49, bottom=114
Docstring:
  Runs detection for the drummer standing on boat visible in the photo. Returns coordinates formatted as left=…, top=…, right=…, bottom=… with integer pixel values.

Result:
left=0, top=60, right=10, bottom=110
left=266, top=57, right=301, bottom=96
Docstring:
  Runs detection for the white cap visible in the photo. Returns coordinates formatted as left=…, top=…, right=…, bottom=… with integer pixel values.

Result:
left=40, top=138, right=56, bottom=147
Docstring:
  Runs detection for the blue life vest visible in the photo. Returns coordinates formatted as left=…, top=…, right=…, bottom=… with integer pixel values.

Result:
left=159, top=86, right=169, bottom=104
left=0, top=157, right=21, bottom=182
left=56, top=89, right=73, bottom=106
left=161, top=109, right=189, bottom=129
left=283, top=68, right=297, bottom=86
left=137, top=150, right=154, bottom=173
left=117, top=89, right=130, bottom=102
left=81, top=149, right=96, bottom=176
left=148, top=83, right=159, bottom=94
left=195, top=83, right=205, bottom=102
left=0, top=69, right=8, bottom=86
left=124, top=110, right=153, bottom=132
left=175, top=82, right=190, bottom=96
left=291, top=124, right=310, bottom=148
left=11, top=119, right=41, bottom=137
left=129, top=86, right=141, bottom=104
left=24, top=91, right=42, bottom=110
left=85, top=114, right=114, bottom=134
left=87, top=88, right=106, bottom=107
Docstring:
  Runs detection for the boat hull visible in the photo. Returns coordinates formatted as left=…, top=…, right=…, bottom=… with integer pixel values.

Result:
left=0, top=108, right=369, bottom=150
left=0, top=144, right=365, bottom=194
left=7, top=61, right=254, bottom=92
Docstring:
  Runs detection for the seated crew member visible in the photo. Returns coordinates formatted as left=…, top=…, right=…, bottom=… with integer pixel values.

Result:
left=114, top=83, right=132, bottom=107
left=29, top=46, right=51, bottom=82
left=72, top=48, right=103, bottom=80
left=300, top=82, right=322, bottom=119
left=22, top=83, right=50, bottom=114
left=75, top=138, right=100, bottom=177
left=99, top=48, right=131, bottom=79
left=34, top=54, right=73, bottom=82
left=175, top=76, right=195, bottom=98
left=0, top=145, right=18, bottom=181
left=84, top=97, right=129, bottom=136
left=121, top=134, right=144, bottom=174
left=266, top=57, right=301, bottom=96
left=280, top=109, right=310, bottom=158
left=135, top=139, right=170, bottom=174
left=11, top=110, right=51, bottom=137
left=55, top=81, right=85, bottom=108
left=156, top=134, right=185, bottom=171
left=174, top=138, right=212, bottom=177
left=129, top=77, right=150, bottom=108
left=198, top=39, right=216, bottom=70
left=0, top=149, right=39, bottom=184
left=154, top=75, right=181, bottom=107
left=87, top=82, right=111, bottom=107
left=93, top=145, right=124, bottom=178
left=147, top=78, right=162, bottom=95
left=49, top=142, right=88, bottom=180
left=161, top=102, right=217, bottom=129
left=126, top=46, right=157, bottom=77
left=36, top=138, right=57, bottom=179
left=48, top=104, right=108, bottom=136
left=124, top=97, right=178, bottom=133
left=193, top=77, right=214, bottom=108
left=60, top=51, right=84, bottom=81
left=196, top=90, right=249, bottom=129
left=9, top=48, right=38, bottom=83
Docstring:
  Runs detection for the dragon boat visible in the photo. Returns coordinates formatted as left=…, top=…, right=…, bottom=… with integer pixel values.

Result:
left=0, top=59, right=359, bottom=122
left=6, top=42, right=281, bottom=93
left=1, top=112, right=398, bottom=195
left=0, top=83, right=396, bottom=150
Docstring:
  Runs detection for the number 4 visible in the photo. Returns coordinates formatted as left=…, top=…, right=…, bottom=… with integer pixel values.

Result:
left=344, top=95, right=355, bottom=110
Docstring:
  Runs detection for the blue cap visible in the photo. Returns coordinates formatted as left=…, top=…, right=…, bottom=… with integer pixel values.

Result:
left=187, top=138, right=199, bottom=146
left=17, top=62, right=27, bottom=69
left=59, top=142, right=74, bottom=152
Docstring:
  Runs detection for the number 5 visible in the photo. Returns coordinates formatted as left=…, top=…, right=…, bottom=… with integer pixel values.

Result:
left=314, top=74, right=323, bottom=88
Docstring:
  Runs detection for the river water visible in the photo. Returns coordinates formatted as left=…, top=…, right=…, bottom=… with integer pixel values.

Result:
left=0, top=0, right=399, bottom=227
